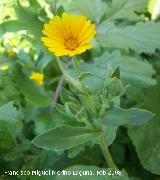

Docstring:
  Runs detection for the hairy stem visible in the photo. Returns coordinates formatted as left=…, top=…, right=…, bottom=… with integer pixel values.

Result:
left=72, top=56, right=97, bottom=115
left=72, top=56, right=81, bottom=77
left=56, top=57, right=84, bottom=92
left=99, top=130, right=117, bottom=169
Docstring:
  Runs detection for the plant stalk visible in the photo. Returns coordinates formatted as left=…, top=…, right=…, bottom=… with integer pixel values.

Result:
left=99, top=130, right=117, bottom=169
left=72, top=56, right=81, bottom=77
left=72, top=56, right=97, bottom=115
left=56, top=57, right=84, bottom=93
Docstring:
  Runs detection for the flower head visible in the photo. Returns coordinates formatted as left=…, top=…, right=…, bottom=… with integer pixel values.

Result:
left=29, top=72, right=44, bottom=85
left=0, top=65, right=9, bottom=71
left=8, top=38, right=17, bottom=46
left=41, top=12, right=96, bottom=57
left=7, top=50, right=16, bottom=57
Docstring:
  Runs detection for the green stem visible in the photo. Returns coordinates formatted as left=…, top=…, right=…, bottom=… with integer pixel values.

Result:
left=72, top=56, right=81, bottom=77
left=99, top=99, right=110, bottom=117
left=56, top=57, right=67, bottom=75
left=72, top=56, right=97, bottom=115
left=99, top=130, right=117, bottom=169
left=56, top=57, right=84, bottom=93
left=99, top=103, right=107, bottom=117
left=81, top=117, right=93, bottom=129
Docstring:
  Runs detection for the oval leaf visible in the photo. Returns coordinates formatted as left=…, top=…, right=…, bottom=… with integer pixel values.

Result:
left=98, top=108, right=154, bottom=126
left=32, top=126, right=101, bottom=151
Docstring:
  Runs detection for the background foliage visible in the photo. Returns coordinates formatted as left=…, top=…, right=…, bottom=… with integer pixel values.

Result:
left=0, top=0, right=160, bottom=179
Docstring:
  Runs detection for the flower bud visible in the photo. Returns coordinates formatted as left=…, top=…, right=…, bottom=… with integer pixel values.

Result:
left=107, top=77, right=124, bottom=97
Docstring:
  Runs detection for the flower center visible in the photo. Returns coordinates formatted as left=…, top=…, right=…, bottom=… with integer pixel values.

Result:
left=65, top=38, right=78, bottom=51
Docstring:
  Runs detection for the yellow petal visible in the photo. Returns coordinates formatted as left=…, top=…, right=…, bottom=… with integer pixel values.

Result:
left=30, top=72, right=44, bottom=85
left=0, top=65, right=9, bottom=71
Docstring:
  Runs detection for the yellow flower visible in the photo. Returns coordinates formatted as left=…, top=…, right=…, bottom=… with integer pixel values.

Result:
left=29, top=72, right=44, bottom=85
left=41, top=12, right=96, bottom=57
left=7, top=50, right=16, bottom=57
left=0, top=65, right=9, bottom=71
left=8, top=38, right=17, bottom=46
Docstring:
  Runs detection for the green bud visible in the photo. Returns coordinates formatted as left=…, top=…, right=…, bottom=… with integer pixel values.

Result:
left=107, top=77, right=124, bottom=97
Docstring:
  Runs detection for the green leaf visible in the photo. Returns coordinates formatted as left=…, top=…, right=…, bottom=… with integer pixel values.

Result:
left=97, top=21, right=160, bottom=53
left=0, top=20, right=25, bottom=32
left=54, top=165, right=129, bottom=180
left=14, top=70, right=52, bottom=107
left=75, top=51, right=156, bottom=92
left=128, top=119, right=160, bottom=175
left=0, top=102, right=22, bottom=148
left=128, top=77, right=160, bottom=175
left=1, top=2, right=44, bottom=50
left=68, top=143, right=86, bottom=158
left=103, top=126, right=118, bottom=146
left=34, top=109, right=69, bottom=135
left=0, top=121, right=17, bottom=148
left=60, top=87, right=73, bottom=104
left=98, top=108, right=154, bottom=127
left=79, top=72, right=94, bottom=81
left=34, top=112, right=57, bottom=135
left=0, top=102, right=19, bottom=122
left=17, top=51, right=33, bottom=68
left=4, top=140, right=31, bottom=161
left=28, top=0, right=41, bottom=9
left=32, top=126, right=101, bottom=151
left=55, top=104, right=83, bottom=126
left=105, top=0, right=148, bottom=21
left=14, top=2, right=43, bottom=37
left=69, top=0, right=107, bottom=22
left=0, top=75, right=19, bottom=106
left=56, top=5, right=65, bottom=16
left=111, top=66, right=120, bottom=79
left=1, top=2, right=43, bottom=37
left=148, top=0, right=160, bottom=20
left=55, top=104, right=75, bottom=119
